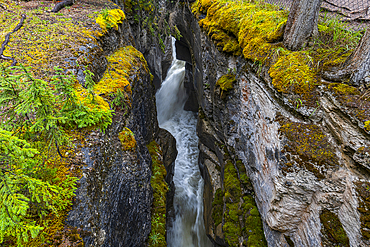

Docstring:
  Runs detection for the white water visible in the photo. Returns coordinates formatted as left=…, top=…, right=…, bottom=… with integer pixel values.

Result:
left=156, top=38, right=212, bottom=247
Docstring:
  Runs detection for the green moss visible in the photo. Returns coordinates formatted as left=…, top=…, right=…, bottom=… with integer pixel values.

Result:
left=236, top=159, right=252, bottom=190
left=223, top=221, right=241, bottom=246
left=222, top=161, right=242, bottom=246
left=147, top=141, right=168, bottom=247
left=320, top=209, right=349, bottom=246
left=242, top=196, right=267, bottom=247
left=212, top=188, right=224, bottom=226
left=221, top=160, right=267, bottom=247
left=224, top=161, right=241, bottom=201
left=279, top=121, right=338, bottom=179
left=118, top=127, right=137, bottom=151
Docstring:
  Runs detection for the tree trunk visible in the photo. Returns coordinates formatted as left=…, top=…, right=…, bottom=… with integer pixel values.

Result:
left=346, top=28, right=370, bottom=87
left=283, top=0, right=322, bottom=51
left=322, top=28, right=370, bottom=87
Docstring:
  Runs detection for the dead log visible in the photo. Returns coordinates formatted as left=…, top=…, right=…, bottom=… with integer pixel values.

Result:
left=323, top=28, right=370, bottom=87
left=51, top=0, right=74, bottom=13
left=283, top=0, right=323, bottom=51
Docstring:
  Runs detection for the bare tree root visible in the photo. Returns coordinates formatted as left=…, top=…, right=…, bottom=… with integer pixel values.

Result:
left=51, top=0, right=74, bottom=13
left=0, top=14, right=26, bottom=66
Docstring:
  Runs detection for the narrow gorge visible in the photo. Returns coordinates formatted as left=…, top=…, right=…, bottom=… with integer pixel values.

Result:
left=0, top=0, right=370, bottom=247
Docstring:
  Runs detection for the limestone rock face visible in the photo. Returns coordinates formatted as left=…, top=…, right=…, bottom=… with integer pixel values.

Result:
left=164, top=2, right=370, bottom=247
left=66, top=17, right=169, bottom=246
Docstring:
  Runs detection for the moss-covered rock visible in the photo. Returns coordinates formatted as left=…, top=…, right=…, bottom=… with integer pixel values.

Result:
left=212, top=188, right=224, bottom=227
left=147, top=141, right=168, bottom=247
left=279, top=121, right=338, bottom=179
left=320, top=209, right=350, bottom=246
left=210, top=159, right=266, bottom=247
left=118, top=127, right=137, bottom=151
left=355, top=181, right=370, bottom=240
left=192, top=0, right=367, bottom=113
left=216, top=74, right=236, bottom=99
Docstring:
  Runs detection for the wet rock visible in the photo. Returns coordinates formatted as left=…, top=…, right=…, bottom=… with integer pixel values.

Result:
left=164, top=2, right=370, bottom=247
left=66, top=16, right=159, bottom=247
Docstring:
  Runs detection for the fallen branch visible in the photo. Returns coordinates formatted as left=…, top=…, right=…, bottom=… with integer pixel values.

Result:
left=51, top=0, right=74, bottom=13
left=0, top=3, right=7, bottom=10
left=322, top=0, right=351, bottom=12
left=0, top=14, right=26, bottom=66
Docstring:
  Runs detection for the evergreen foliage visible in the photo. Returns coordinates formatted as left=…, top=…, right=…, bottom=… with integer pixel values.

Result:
left=0, top=65, right=112, bottom=142
left=0, top=129, right=77, bottom=245
left=0, top=65, right=112, bottom=245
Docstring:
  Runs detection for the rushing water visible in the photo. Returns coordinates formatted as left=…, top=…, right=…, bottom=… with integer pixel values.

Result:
left=156, top=38, right=212, bottom=247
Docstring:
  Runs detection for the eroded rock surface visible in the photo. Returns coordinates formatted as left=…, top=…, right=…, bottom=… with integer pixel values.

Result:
left=163, top=1, right=370, bottom=246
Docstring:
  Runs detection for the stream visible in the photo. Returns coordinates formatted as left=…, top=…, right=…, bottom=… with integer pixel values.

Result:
left=156, top=38, right=212, bottom=247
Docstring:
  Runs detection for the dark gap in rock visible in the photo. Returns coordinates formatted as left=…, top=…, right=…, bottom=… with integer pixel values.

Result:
left=175, top=39, right=199, bottom=112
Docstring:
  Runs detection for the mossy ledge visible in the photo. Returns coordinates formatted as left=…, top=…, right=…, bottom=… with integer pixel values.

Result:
left=192, top=0, right=369, bottom=124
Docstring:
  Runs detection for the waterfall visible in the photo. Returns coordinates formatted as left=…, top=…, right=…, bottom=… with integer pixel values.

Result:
left=156, top=38, right=212, bottom=247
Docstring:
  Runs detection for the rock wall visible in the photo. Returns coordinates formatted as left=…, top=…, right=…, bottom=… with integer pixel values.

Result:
left=163, top=1, right=370, bottom=247
left=67, top=0, right=370, bottom=246
left=66, top=11, right=177, bottom=246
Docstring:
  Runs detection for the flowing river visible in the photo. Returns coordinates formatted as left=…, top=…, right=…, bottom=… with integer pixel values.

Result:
left=156, top=38, right=212, bottom=247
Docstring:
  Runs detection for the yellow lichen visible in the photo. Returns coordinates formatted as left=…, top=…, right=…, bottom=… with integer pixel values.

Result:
left=95, top=8, right=126, bottom=35
left=118, top=127, right=137, bottom=151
